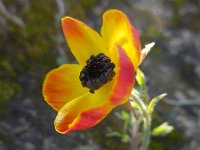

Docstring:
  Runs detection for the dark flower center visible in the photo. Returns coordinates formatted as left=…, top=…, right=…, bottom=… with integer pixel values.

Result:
left=79, top=53, right=115, bottom=94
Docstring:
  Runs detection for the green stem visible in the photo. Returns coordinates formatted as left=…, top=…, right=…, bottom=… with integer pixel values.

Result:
left=130, top=93, right=151, bottom=150
left=141, top=86, right=149, bottom=105
left=123, top=118, right=129, bottom=133
left=141, top=115, right=151, bottom=150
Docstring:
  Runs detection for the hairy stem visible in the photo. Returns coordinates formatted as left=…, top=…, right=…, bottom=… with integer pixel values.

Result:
left=130, top=93, right=151, bottom=150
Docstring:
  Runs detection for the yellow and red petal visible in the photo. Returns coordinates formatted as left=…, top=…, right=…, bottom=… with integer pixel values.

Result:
left=43, top=64, right=88, bottom=111
left=62, top=17, right=108, bottom=66
left=54, top=45, right=135, bottom=134
left=101, top=9, right=141, bottom=69
left=54, top=81, right=114, bottom=134
left=109, top=46, right=135, bottom=106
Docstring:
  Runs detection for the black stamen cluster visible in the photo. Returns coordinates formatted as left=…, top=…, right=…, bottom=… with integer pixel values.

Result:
left=79, top=53, right=115, bottom=94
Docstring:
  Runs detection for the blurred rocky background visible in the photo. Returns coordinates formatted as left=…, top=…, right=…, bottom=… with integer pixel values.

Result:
left=0, top=0, right=199, bottom=150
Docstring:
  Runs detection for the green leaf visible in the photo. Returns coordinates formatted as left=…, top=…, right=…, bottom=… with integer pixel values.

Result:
left=152, top=122, right=174, bottom=136
left=106, top=127, right=121, bottom=138
left=136, top=69, right=145, bottom=88
left=121, top=111, right=130, bottom=121
left=115, top=111, right=130, bottom=121
left=148, top=93, right=167, bottom=114
left=106, top=131, right=122, bottom=138
left=121, top=133, right=130, bottom=143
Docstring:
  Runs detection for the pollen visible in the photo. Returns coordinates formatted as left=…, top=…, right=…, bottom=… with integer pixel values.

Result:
left=79, top=53, right=115, bottom=93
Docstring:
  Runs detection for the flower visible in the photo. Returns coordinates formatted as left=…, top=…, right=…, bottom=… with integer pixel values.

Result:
left=43, top=9, right=141, bottom=134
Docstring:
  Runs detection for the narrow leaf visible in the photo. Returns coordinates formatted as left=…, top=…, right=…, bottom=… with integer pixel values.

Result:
left=148, top=93, right=167, bottom=114
left=152, top=122, right=174, bottom=136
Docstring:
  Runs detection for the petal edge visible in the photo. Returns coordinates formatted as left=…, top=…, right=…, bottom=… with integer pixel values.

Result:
left=54, top=81, right=113, bottom=134
left=101, top=9, right=141, bottom=69
left=109, top=46, right=135, bottom=106
left=43, top=64, right=88, bottom=111
left=62, top=17, right=107, bottom=66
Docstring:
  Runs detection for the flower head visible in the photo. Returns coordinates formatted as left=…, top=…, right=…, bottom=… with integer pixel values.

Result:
left=43, top=9, right=141, bottom=134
